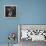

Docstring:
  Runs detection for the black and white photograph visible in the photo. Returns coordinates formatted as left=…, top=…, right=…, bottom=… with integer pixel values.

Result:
left=4, top=5, right=16, bottom=17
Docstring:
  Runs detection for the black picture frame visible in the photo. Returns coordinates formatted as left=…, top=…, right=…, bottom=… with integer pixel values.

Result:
left=4, top=5, right=16, bottom=17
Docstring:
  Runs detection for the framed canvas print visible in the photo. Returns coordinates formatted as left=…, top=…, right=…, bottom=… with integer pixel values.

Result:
left=18, top=24, right=46, bottom=41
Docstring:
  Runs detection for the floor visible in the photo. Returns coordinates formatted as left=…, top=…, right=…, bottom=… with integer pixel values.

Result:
left=19, top=39, right=46, bottom=46
left=0, top=44, right=18, bottom=46
left=0, top=40, right=46, bottom=46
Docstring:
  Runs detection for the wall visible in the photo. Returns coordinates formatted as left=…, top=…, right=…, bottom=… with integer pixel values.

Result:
left=19, top=0, right=46, bottom=24
left=0, top=0, right=19, bottom=44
